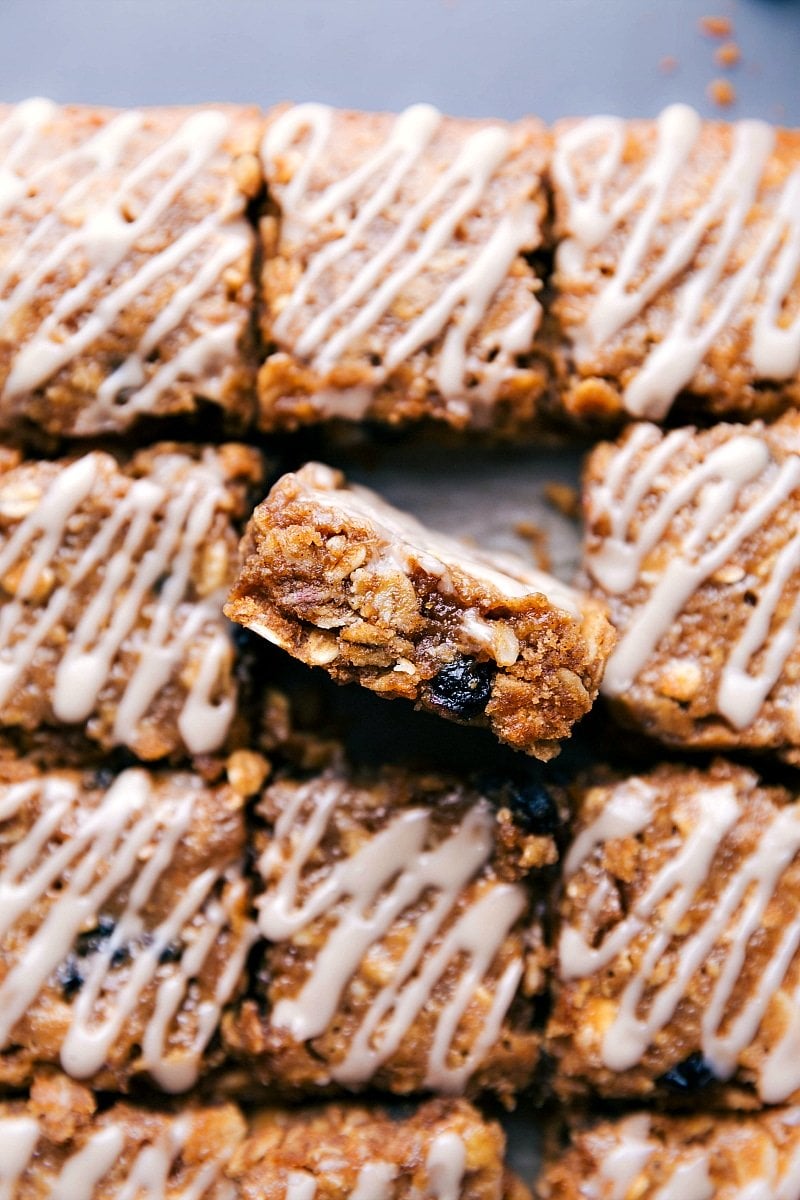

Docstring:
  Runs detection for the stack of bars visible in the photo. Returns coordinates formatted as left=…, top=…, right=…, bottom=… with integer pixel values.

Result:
left=0, top=92, right=799, bottom=1200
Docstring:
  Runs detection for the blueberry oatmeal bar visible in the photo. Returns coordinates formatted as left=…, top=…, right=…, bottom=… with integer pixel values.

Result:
left=538, top=1109, right=800, bottom=1199
left=582, top=414, right=800, bottom=759
left=0, top=759, right=256, bottom=1092
left=231, top=1099, right=528, bottom=1200
left=258, top=103, right=550, bottom=434
left=224, top=766, right=553, bottom=1103
left=226, top=463, right=613, bottom=760
left=551, top=105, right=800, bottom=424
left=0, top=441, right=262, bottom=760
left=0, top=101, right=261, bottom=438
left=548, top=760, right=800, bottom=1107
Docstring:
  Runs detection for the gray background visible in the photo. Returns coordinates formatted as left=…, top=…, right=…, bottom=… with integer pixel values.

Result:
left=0, top=0, right=798, bottom=124
left=2, top=0, right=798, bottom=1183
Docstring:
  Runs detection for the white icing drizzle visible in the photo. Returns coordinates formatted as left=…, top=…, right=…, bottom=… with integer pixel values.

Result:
left=257, top=778, right=526, bottom=1093
left=263, top=103, right=541, bottom=410
left=0, top=100, right=249, bottom=432
left=588, top=423, right=800, bottom=731
left=0, top=769, right=256, bottom=1092
left=0, top=448, right=235, bottom=755
left=279, top=1136, right=462, bottom=1200
left=554, top=103, right=800, bottom=418
left=583, top=1113, right=800, bottom=1200
left=593, top=1114, right=654, bottom=1200
left=0, top=1111, right=234, bottom=1199
left=561, top=776, right=800, bottom=1102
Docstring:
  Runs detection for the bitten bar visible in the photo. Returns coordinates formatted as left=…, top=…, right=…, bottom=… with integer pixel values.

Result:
left=0, top=761, right=255, bottom=1092
left=551, top=104, right=800, bottom=424
left=226, top=463, right=613, bottom=759
left=582, top=413, right=800, bottom=759
left=548, top=760, right=800, bottom=1107
left=224, top=767, right=552, bottom=1103
left=258, top=103, right=550, bottom=434
left=0, top=441, right=262, bottom=760
left=0, top=100, right=260, bottom=437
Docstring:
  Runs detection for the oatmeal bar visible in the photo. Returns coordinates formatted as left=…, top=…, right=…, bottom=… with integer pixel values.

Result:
left=538, top=1109, right=800, bottom=1199
left=226, top=463, right=613, bottom=760
left=0, top=441, right=262, bottom=760
left=232, top=1098, right=526, bottom=1200
left=0, top=100, right=260, bottom=438
left=224, top=767, right=552, bottom=1103
left=551, top=104, right=800, bottom=423
left=0, top=1073, right=245, bottom=1198
left=583, top=414, right=800, bottom=757
left=258, top=103, right=550, bottom=433
left=0, top=760, right=256, bottom=1092
left=548, top=760, right=800, bottom=1106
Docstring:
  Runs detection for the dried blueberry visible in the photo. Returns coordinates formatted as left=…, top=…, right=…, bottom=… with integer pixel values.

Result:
left=507, top=780, right=560, bottom=836
left=158, top=940, right=183, bottom=965
left=75, top=915, right=116, bottom=957
left=110, top=944, right=131, bottom=969
left=57, top=956, right=84, bottom=998
left=659, top=1052, right=718, bottom=1093
left=427, top=656, right=494, bottom=720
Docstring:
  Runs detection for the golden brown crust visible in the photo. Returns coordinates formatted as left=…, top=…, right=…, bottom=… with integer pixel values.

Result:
left=0, top=102, right=261, bottom=438
left=223, top=766, right=550, bottom=1104
left=537, top=1109, right=800, bottom=1199
left=258, top=104, right=551, bottom=435
left=226, top=464, right=614, bottom=760
left=551, top=116, right=800, bottom=424
left=231, top=1099, right=518, bottom=1200
left=548, top=760, right=800, bottom=1107
left=0, top=762, right=254, bottom=1092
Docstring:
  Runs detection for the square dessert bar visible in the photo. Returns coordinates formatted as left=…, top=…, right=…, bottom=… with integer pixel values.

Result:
left=226, top=463, right=613, bottom=760
left=551, top=104, right=800, bottom=424
left=538, top=1110, right=800, bottom=1200
left=230, top=1099, right=526, bottom=1200
left=548, top=760, right=800, bottom=1107
left=0, top=441, right=262, bottom=761
left=0, top=1074, right=245, bottom=1199
left=224, top=767, right=553, bottom=1103
left=258, top=103, right=551, bottom=434
left=0, top=100, right=261, bottom=438
left=0, top=760, right=256, bottom=1093
left=583, top=414, right=800, bottom=758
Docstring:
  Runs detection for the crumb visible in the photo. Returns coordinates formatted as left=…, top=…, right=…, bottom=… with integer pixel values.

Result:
left=699, top=15, right=733, bottom=38
left=543, top=482, right=580, bottom=521
left=659, top=55, right=678, bottom=75
left=514, top=520, right=551, bottom=571
left=707, top=78, right=737, bottom=107
left=773, top=102, right=787, bottom=121
left=714, top=40, right=741, bottom=68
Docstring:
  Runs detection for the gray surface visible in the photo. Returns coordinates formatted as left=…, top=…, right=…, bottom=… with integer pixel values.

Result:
left=0, top=0, right=799, bottom=123
left=2, top=0, right=799, bottom=1185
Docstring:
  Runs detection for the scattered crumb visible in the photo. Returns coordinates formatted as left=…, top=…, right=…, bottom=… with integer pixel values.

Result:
left=707, top=78, right=737, bottom=107
left=699, top=15, right=733, bottom=38
left=659, top=55, right=679, bottom=75
left=714, top=40, right=740, bottom=68
left=543, top=482, right=580, bottom=521
left=514, top=521, right=551, bottom=572
left=773, top=102, right=787, bottom=121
